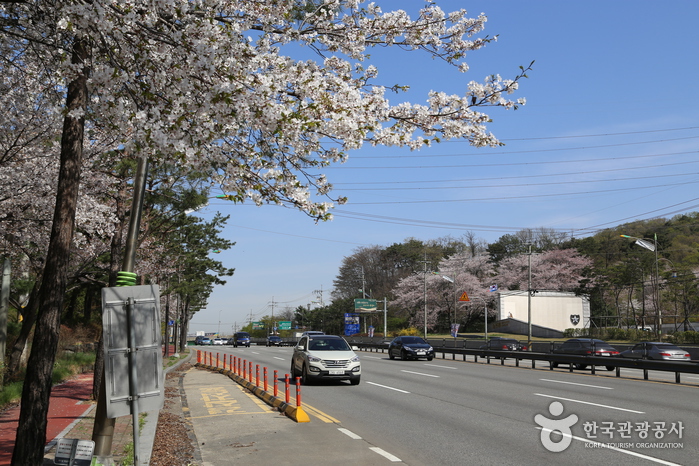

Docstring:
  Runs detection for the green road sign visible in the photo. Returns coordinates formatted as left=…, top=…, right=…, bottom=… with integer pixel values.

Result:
left=252, top=321, right=264, bottom=329
left=278, top=321, right=291, bottom=330
left=354, top=298, right=377, bottom=312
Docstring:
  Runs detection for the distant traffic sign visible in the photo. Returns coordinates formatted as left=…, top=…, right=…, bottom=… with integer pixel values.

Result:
left=278, top=321, right=291, bottom=330
left=354, top=298, right=377, bottom=312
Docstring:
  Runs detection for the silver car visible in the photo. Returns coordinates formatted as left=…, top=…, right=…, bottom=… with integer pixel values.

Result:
left=620, top=342, right=690, bottom=361
left=290, top=335, right=361, bottom=385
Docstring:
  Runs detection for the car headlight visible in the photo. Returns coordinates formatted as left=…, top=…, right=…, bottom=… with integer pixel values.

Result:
left=427, top=346, right=433, bottom=351
left=307, top=355, right=322, bottom=363
left=405, top=347, right=416, bottom=352
left=350, top=355, right=360, bottom=363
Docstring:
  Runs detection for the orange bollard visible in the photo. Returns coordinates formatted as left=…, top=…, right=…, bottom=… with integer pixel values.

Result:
left=243, top=359, right=247, bottom=379
left=295, top=377, right=302, bottom=407
left=273, top=370, right=278, bottom=397
left=197, top=350, right=201, bottom=364
left=248, top=361, right=253, bottom=382
left=216, top=353, right=220, bottom=368
left=264, top=367, right=268, bottom=391
left=256, top=364, right=260, bottom=387
left=285, top=374, right=290, bottom=403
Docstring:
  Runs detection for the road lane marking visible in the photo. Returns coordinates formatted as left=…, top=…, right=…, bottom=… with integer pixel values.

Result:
left=536, top=427, right=681, bottom=465
left=428, top=364, right=457, bottom=370
left=370, top=447, right=402, bottom=462
left=273, top=356, right=285, bottom=361
left=338, top=428, right=362, bottom=439
left=540, top=379, right=614, bottom=389
left=338, top=429, right=403, bottom=462
left=534, top=393, right=645, bottom=414
left=400, top=370, right=440, bottom=378
left=302, top=404, right=341, bottom=423
left=367, top=382, right=410, bottom=393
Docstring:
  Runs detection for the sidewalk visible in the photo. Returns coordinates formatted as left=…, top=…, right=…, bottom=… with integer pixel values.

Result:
left=0, top=372, right=131, bottom=466
left=0, top=345, right=183, bottom=466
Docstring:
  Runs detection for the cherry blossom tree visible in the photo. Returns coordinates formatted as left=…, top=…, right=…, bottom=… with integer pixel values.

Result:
left=2, top=1, right=530, bottom=463
left=495, top=249, right=593, bottom=292
left=392, top=252, right=497, bottom=331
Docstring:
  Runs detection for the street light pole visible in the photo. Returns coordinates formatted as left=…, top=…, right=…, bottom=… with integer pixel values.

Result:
left=439, top=274, right=457, bottom=339
left=527, top=243, right=532, bottom=348
left=621, top=234, right=661, bottom=337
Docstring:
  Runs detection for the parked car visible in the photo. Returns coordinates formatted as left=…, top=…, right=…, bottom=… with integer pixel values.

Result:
left=388, top=336, right=434, bottom=361
left=620, top=342, right=691, bottom=361
left=266, top=335, right=283, bottom=347
left=232, top=332, right=251, bottom=347
left=479, top=337, right=527, bottom=351
left=290, top=334, right=361, bottom=385
left=213, top=338, right=224, bottom=345
left=551, top=338, right=620, bottom=370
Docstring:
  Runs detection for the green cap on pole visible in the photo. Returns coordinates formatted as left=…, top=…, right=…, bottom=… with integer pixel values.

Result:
left=116, top=271, right=138, bottom=287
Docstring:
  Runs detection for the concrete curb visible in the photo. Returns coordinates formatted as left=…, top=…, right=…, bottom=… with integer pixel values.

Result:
left=194, top=363, right=310, bottom=423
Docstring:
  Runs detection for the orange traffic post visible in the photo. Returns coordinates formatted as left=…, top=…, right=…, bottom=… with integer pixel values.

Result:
left=264, top=367, right=268, bottom=391
left=295, top=377, right=302, bottom=407
left=285, top=374, right=290, bottom=404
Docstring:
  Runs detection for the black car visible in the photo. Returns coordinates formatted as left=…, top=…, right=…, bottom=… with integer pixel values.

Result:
left=480, top=337, right=527, bottom=351
left=551, top=338, right=620, bottom=370
left=232, top=331, right=251, bottom=347
left=266, top=335, right=283, bottom=347
left=388, top=336, right=434, bottom=361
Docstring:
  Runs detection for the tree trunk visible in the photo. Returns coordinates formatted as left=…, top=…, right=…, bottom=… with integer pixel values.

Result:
left=93, top=182, right=126, bottom=400
left=11, top=37, right=89, bottom=466
left=6, top=283, right=39, bottom=377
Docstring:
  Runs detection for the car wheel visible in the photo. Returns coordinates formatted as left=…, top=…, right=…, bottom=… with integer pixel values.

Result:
left=427, top=356, right=433, bottom=361
left=574, top=363, right=587, bottom=370
left=606, top=366, right=615, bottom=371
left=301, top=364, right=313, bottom=385
left=389, top=350, right=395, bottom=360
left=551, top=362, right=558, bottom=368
left=401, top=350, right=408, bottom=361
left=290, top=361, right=297, bottom=379
left=349, top=376, right=360, bottom=385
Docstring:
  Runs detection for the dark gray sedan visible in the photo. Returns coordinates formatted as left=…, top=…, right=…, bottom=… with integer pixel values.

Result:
left=388, top=336, right=434, bottom=361
left=620, top=342, right=691, bottom=361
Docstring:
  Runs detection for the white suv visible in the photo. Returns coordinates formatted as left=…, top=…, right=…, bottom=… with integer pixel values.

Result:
left=291, top=335, right=361, bottom=385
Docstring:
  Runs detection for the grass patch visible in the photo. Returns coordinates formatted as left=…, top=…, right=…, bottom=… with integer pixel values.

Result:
left=0, top=351, right=96, bottom=411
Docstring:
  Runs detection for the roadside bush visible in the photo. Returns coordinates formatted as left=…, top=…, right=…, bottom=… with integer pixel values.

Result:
left=397, top=327, right=420, bottom=336
left=667, top=331, right=699, bottom=345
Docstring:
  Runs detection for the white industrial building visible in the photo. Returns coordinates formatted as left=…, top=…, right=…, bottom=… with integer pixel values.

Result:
left=491, top=290, right=590, bottom=338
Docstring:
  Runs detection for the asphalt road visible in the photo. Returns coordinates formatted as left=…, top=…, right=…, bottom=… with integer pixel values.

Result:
left=201, top=345, right=697, bottom=465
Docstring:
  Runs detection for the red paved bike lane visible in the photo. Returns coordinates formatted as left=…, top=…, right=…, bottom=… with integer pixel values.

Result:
left=0, top=372, right=94, bottom=466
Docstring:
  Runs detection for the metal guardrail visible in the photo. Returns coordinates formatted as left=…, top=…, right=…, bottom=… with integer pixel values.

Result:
left=354, top=342, right=699, bottom=384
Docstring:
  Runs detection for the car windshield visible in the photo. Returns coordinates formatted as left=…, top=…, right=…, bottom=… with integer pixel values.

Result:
left=401, top=337, right=426, bottom=344
left=309, top=338, right=351, bottom=351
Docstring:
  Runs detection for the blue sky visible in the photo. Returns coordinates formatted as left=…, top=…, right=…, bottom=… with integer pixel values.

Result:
left=189, top=1, right=699, bottom=335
